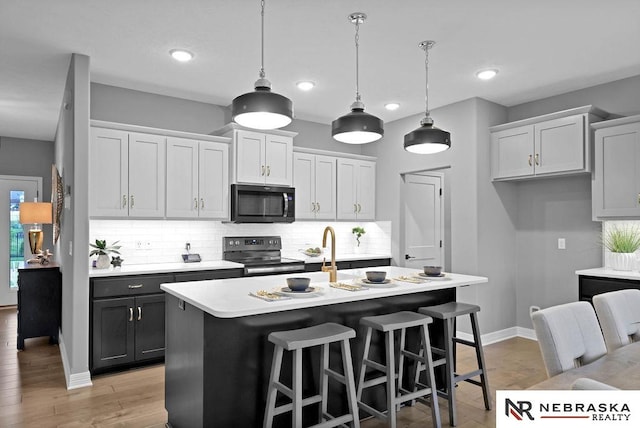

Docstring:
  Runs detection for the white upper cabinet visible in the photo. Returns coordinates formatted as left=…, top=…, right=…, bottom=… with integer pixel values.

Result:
left=90, top=127, right=165, bottom=218
left=592, top=116, right=640, bottom=219
left=233, top=129, right=294, bottom=186
left=490, top=106, right=607, bottom=181
left=166, top=137, right=229, bottom=219
left=293, top=152, right=336, bottom=220
left=337, top=158, right=376, bottom=220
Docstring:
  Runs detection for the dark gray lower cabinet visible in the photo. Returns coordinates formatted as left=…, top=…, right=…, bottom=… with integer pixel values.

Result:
left=90, top=274, right=172, bottom=374
left=578, top=275, right=640, bottom=304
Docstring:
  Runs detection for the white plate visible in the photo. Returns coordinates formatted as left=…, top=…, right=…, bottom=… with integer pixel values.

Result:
left=277, top=286, right=323, bottom=298
left=417, top=272, right=450, bottom=281
left=354, top=278, right=397, bottom=288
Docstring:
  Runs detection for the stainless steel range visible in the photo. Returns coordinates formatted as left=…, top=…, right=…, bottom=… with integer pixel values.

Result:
left=223, top=236, right=305, bottom=276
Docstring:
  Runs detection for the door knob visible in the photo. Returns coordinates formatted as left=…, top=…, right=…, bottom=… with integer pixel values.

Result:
left=405, top=254, right=416, bottom=260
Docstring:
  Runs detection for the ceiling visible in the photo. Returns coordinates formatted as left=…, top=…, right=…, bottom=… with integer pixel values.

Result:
left=2, top=0, right=640, bottom=142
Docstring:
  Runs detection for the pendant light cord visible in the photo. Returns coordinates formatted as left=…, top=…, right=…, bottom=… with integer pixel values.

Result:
left=424, top=43, right=430, bottom=117
left=354, top=19, right=361, bottom=103
left=259, top=0, right=265, bottom=79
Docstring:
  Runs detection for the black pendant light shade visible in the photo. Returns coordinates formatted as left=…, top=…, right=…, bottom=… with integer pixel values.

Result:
left=404, top=119, right=450, bottom=154
left=332, top=12, right=383, bottom=144
left=231, top=0, right=293, bottom=130
left=404, top=40, right=451, bottom=154
left=232, top=81, right=293, bottom=130
left=332, top=106, right=384, bottom=144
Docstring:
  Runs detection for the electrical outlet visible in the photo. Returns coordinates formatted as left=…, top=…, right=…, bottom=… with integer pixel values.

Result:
left=144, top=241, right=152, bottom=250
left=135, top=241, right=143, bottom=249
left=558, top=238, right=566, bottom=250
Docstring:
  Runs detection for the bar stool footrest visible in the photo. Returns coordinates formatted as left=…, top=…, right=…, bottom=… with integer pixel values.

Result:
left=454, top=337, right=476, bottom=347
left=273, top=394, right=323, bottom=416
left=311, top=413, right=355, bottom=428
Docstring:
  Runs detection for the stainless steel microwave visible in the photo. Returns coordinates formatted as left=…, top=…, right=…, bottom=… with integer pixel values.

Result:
left=230, top=184, right=295, bottom=223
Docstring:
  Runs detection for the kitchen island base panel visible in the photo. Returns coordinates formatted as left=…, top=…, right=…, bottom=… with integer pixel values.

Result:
left=165, top=289, right=454, bottom=428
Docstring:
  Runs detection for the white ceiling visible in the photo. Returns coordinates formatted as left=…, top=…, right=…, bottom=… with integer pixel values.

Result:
left=2, top=0, right=640, bottom=142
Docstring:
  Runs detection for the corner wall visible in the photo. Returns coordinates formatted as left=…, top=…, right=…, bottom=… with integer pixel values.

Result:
left=55, top=53, right=92, bottom=389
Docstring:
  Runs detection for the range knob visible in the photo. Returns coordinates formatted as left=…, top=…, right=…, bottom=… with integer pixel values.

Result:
left=235, top=240, right=240, bottom=246
left=228, top=240, right=234, bottom=246
left=268, top=240, right=273, bottom=245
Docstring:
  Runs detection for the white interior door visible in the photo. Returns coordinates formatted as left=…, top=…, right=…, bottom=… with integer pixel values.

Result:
left=0, top=176, right=40, bottom=306
left=402, top=173, right=443, bottom=269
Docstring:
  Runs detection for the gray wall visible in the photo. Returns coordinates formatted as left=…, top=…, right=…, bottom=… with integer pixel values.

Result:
left=90, top=83, right=359, bottom=154
left=361, top=98, right=518, bottom=335
left=56, top=54, right=91, bottom=384
left=505, top=75, right=640, bottom=329
left=0, top=136, right=54, bottom=243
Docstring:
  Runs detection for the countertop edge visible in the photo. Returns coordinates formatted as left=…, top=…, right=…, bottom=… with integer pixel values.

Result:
left=576, top=267, right=640, bottom=281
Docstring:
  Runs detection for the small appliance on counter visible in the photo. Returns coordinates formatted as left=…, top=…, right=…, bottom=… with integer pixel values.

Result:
left=182, top=242, right=201, bottom=263
left=223, top=236, right=304, bottom=276
left=230, top=184, right=295, bottom=223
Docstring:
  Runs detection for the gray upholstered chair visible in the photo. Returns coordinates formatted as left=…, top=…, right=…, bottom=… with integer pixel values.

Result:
left=531, top=301, right=607, bottom=377
left=593, top=289, right=640, bottom=352
left=570, top=378, right=618, bottom=390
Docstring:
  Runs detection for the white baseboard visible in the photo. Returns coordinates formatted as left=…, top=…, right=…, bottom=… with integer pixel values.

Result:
left=457, top=326, right=537, bottom=345
left=58, top=329, right=93, bottom=390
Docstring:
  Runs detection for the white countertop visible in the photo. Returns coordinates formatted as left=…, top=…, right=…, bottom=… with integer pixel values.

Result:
left=576, top=267, right=640, bottom=281
left=284, top=252, right=392, bottom=263
left=160, top=266, right=488, bottom=318
left=89, top=260, right=244, bottom=277
left=88, top=253, right=392, bottom=277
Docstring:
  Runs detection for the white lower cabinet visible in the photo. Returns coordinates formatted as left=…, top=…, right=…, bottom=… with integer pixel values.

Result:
left=293, top=153, right=336, bottom=220
left=90, top=127, right=166, bottom=218
left=166, top=137, right=229, bottom=219
left=592, top=116, right=640, bottom=219
left=337, top=159, right=375, bottom=220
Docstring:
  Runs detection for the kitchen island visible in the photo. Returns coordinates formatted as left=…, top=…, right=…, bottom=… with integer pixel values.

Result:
left=161, top=266, right=488, bottom=427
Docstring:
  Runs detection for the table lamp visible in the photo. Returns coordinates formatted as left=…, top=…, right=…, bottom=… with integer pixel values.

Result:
left=19, top=202, right=53, bottom=260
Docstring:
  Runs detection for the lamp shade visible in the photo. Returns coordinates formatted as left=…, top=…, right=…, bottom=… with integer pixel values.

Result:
left=404, top=123, right=451, bottom=154
left=331, top=108, right=384, bottom=144
left=232, top=85, right=293, bottom=130
left=19, top=202, right=52, bottom=225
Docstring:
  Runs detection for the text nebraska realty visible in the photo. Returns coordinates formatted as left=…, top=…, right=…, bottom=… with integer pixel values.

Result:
left=507, top=399, right=631, bottom=421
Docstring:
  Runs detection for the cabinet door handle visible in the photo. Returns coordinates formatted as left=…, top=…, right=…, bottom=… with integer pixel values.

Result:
left=357, top=203, right=362, bottom=213
left=311, top=202, right=316, bottom=212
left=528, top=154, right=533, bottom=166
left=261, top=165, right=265, bottom=176
left=316, top=202, right=320, bottom=211
left=266, top=165, right=271, bottom=176
left=637, top=194, right=640, bottom=205
left=128, top=284, right=143, bottom=289
left=137, top=306, right=142, bottom=321
left=194, top=198, right=198, bottom=209
left=122, top=195, right=127, bottom=208
left=129, top=307, right=133, bottom=322
left=130, top=195, right=135, bottom=208
left=200, top=198, right=204, bottom=209
left=535, top=153, right=540, bottom=166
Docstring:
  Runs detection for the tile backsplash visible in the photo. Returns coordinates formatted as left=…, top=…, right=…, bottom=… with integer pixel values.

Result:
left=89, top=220, right=391, bottom=265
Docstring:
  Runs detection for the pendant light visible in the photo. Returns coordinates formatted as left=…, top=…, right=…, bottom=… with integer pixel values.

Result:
left=331, top=12, right=383, bottom=144
left=404, top=41, right=451, bottom=154
left=231, top=0, right=293, bottom=130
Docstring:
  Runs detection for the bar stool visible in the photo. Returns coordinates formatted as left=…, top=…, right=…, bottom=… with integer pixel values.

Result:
left=263, top=322, right=360, bottom=428
left=356, top=311, right=441, bottom=428
left=417, top=302, right=491, bottom=426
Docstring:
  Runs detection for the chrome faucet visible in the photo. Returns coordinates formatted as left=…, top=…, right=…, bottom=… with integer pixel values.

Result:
left=321, top=226, right=337, bottom=282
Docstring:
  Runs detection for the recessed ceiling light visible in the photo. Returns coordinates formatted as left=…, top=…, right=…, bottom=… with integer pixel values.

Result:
left=385, top=103, right=400, bottom=111
left=170, top=49, right=194, bottom=62
left=296, top=81, right=316, bottom=91
left=476, top=69, right=498, bottom=80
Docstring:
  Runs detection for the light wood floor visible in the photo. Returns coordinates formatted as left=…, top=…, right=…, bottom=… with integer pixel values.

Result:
left=0, top=306, right=547, bottom=427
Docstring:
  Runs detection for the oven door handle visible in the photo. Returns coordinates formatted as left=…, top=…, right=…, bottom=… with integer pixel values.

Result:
left=283, top=193, right=289, bottom=217
left=245, top=264, right=305, bottom=275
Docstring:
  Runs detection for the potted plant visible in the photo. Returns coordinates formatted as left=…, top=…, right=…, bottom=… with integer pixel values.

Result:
left=352, top=226, right=366, bottom=252
left=603, top=225, right=640, bottom=271
left=90, top=239, right=121, bottom=269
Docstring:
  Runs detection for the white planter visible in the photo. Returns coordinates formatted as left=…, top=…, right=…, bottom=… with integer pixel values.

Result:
left=95, top=254, right=111, bottom=269
left=609, top=252, right=636, bottom=271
